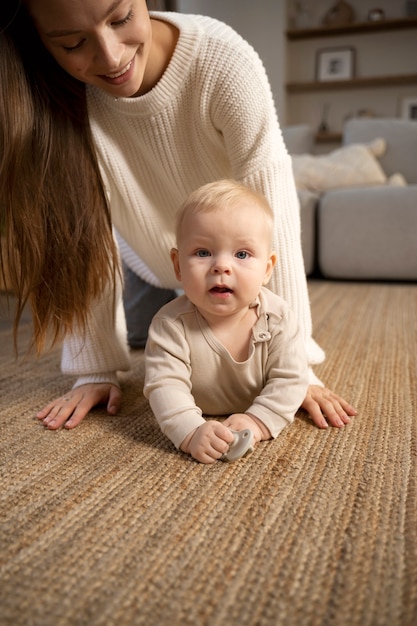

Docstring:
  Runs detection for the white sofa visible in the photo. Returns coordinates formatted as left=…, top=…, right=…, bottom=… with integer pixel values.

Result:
left=283, top=119, right=417, bottom=280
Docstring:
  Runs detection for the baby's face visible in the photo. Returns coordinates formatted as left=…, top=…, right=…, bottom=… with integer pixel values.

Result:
left=171, top=202, right=276, bottom=321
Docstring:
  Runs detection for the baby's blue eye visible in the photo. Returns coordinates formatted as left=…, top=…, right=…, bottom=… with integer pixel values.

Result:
left=235, top=251, right=249, bottom=259
left=196, top=250, right=210, bottom=257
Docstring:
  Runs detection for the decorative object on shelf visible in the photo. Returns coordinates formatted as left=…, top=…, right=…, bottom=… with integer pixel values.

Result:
left=344, top=109, right=377, bottom=124
left=322, top=1, right=355, bottom=27
left=405, top=1, right=417, bottom=17
left=367, top=8, right=385, bottom=22
left=318, top=103, right=331, bottom=134
left=316, top=47, right=355, bottom=82
left=293, top=1, right=312, bottom=29
left=356, top=108, right=377, bottom=118
left=401, top=96, right=417, bottom=120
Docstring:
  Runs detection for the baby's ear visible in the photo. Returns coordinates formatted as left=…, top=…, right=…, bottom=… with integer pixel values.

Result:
left=170, top=248, right=181, bottom=281
left=263, top=251, right=277, bottom=285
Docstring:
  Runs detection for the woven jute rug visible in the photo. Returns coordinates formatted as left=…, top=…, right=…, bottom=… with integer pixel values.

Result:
left=1, top=281, right=416, bottom=626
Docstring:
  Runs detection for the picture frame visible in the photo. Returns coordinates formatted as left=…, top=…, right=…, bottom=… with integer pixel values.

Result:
left=401, top=97, right=417, bottom=121
left=316, top=47, right=355, bottom=82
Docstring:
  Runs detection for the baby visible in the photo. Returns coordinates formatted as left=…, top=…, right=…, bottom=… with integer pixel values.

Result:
left=144, top=180, right=309, bottom=463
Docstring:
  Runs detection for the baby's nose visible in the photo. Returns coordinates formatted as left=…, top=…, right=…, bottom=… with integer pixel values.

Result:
left=212, top=258, right=231, bottom=274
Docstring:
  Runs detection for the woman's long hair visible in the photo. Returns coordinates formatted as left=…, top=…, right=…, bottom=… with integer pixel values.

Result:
left=0, top=2, right=119, bottom=353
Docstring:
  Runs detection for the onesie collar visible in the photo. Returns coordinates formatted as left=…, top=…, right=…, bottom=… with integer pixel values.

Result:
left=251, top=297, right=272, bottom=343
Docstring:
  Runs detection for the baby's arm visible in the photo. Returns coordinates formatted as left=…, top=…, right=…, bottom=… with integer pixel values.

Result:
left=145, top=313, right=235, bottom=454
left=180, top=421, right=235, bottom=464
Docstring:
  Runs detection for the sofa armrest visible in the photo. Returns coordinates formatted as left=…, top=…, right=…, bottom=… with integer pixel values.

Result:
left=282, top=125, right=315, bottom=155
left=318, top=186, right=417, bottom=280
left=298, top=190, right=318, bottom=276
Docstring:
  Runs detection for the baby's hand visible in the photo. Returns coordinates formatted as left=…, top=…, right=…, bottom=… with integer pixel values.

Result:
left=181, top=421, right=234, bottom=464
left=223, top=413, right=271, bottom=443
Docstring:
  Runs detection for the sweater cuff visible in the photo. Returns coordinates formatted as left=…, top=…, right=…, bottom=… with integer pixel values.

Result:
left=72, top=372, right=120, bottom=389
left=308, top=368, right=324, bottom=387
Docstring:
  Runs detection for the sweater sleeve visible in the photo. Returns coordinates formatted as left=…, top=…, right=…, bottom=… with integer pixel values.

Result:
left=206, top=34, right=325, bottom=378
left=60, top=273, right=131, bottom=387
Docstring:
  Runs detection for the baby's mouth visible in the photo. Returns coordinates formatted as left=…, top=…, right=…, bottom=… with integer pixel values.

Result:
left=210, top=286, right=233, bottom=294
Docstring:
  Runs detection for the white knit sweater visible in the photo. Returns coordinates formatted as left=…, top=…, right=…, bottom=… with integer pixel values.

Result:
left=61, top=12, right=325, bottom=387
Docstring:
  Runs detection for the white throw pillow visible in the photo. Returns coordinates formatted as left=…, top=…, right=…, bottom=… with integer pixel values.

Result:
left=291, top=138, right=406, bottom=193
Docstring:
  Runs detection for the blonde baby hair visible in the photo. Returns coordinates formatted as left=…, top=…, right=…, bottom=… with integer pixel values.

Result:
left=175, top=179, right=274, bottom=246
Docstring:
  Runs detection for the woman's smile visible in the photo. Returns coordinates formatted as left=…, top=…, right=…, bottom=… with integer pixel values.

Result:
left=101, top=55, right=136, bottom=85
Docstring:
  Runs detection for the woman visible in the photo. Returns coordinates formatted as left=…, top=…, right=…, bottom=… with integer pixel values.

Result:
left=0, top=0, right=356, bottom=430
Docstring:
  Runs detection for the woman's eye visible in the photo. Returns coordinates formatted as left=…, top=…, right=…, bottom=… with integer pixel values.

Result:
left=196, top=250, right=210, bottom=257
left=63, top=40, right=85, bottom=53
left=112, top=10, right=133, bottom=27
left=63, top=11, right=132, bottom=53
left=236, top=251, right=249, bottom=259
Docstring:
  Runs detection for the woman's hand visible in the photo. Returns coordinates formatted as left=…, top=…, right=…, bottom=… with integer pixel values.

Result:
left=36, top=383, right=122, bottom=430
left=302, top=385, right=357, bottom=429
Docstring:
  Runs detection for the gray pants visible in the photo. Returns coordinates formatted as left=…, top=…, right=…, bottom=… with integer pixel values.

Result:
left=122, top=265, right=176, bottom=349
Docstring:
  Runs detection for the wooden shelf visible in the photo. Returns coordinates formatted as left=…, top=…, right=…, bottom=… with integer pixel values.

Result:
left=287, top=74, right=417, bottom=93
left=286, top=14, right=416, bottom=140
left=287, top=16, right=417, bottom=40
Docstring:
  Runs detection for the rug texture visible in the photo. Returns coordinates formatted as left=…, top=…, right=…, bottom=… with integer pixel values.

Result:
left=0, top=281, right=416, bottom=626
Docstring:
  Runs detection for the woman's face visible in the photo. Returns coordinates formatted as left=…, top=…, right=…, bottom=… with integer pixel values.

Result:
left=26, top=0, right=152, bottom=97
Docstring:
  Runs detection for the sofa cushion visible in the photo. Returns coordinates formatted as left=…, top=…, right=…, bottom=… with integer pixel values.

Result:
left=318, top=186, right=417, bottom=280
left=344, top=118, right=417, bottom=185
left=291, top=139, right=406, bottom=193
